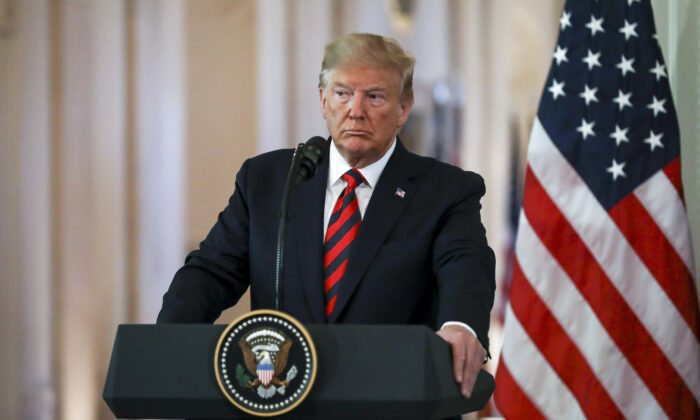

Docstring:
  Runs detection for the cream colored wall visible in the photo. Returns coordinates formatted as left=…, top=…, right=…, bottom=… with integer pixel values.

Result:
left=132, top=0, right=187, bottom=324
left=1, top=1, right=56, bottom=419
left=652, top=0, right=700, bottom=282
left=0, top=1, right=257, bottom=418
left=185, top=0, right=256, bottom=250
left=0, top=9, right=22, bottom=420
left=185, top=0, right=257, bottom=323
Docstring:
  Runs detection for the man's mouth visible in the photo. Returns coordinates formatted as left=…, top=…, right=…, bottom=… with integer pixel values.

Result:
left=344, top=129, right=370, bottom=136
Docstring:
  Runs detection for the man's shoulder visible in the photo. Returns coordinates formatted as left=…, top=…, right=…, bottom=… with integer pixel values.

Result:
left=246, top=147, right=296, bottom=166
left=238, top=147, right=296, bottom=176
left=400, top=147, right=484, bottom=186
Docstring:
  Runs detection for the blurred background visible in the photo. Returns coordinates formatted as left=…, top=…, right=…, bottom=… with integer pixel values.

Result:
left=0, top=0, right=697, bottom=419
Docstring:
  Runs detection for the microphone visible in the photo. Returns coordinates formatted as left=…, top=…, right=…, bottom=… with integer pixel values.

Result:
left=275, top=136, right=328, bottom=310
left=295, top=136, right=327, bottom=185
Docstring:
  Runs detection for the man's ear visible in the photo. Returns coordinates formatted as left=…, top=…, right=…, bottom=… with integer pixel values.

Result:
left=319, top=88, right=327, bottom=119
left=397, top=100, right=413, bottom=127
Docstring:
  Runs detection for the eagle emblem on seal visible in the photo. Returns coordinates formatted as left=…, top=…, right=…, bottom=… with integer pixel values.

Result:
left=215, top=310, right=317, bottom=415
left=239, top=328, right=298, bottom=399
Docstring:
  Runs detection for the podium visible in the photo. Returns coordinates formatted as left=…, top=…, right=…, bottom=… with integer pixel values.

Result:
left=103, top=324, right=495, bottom=419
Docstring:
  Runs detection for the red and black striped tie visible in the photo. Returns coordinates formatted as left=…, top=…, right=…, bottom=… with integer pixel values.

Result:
left=324, top=168, right=365, bottom=317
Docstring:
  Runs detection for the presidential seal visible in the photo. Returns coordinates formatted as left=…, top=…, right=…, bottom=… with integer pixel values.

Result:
left=214, top=310, right=317, bottom=417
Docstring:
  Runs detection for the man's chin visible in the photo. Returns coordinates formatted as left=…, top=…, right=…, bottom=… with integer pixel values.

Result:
left=340, top=140, right=370, bottom=154
left=340, top=147, right=381, bottom=168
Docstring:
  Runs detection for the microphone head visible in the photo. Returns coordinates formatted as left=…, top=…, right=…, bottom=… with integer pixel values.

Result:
left=297, top=136, right=328, bottom=182
left=305, top=136, right=328, bottom=152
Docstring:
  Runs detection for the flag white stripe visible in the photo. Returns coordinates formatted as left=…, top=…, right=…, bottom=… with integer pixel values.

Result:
left=516, top=212, right=667, bottom=419
left=501, top=304, right=587, bottom=420
left=634, top=170, right=697, bottom=276
left=528, top=117, right=700, bottom=401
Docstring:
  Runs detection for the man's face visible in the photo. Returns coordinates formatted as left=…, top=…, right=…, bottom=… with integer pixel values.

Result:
left=320, top=66, right=412, bottom=168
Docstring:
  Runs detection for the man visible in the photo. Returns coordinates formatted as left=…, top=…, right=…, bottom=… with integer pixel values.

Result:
left=158, top=33, right=495, bottom=400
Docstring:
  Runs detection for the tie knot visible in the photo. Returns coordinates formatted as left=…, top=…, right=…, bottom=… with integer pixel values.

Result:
left=342, top=168, right=365, bottom=189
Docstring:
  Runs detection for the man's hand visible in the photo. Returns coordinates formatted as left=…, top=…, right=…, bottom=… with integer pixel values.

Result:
left=436, top=325, right=486, bottom=399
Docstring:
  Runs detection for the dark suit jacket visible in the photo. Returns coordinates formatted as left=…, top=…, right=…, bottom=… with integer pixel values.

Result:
left=157, top=139, right=495, bottom=350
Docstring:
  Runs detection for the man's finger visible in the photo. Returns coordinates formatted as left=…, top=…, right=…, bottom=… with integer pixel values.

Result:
left=436, top=329, right=466, bottom=383
left=452, top=340, right=466, bottom=383
left=462, top=344, right=486, bottom=398
left=460, top=353, right=482, bottom=398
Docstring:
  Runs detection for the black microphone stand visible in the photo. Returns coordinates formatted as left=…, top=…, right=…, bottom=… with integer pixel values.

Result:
left=275, top=143, right=305, bottom=311
left=274, top=137, right=326, bottom=311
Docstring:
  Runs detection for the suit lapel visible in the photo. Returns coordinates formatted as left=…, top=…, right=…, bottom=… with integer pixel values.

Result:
left=288, top=140, right=330, bottom=324
left=329, top=140, right=418, bottom=323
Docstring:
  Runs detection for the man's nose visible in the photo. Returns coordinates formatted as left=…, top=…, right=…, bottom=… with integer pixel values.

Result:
left=348, top=94, right=365, bottom=119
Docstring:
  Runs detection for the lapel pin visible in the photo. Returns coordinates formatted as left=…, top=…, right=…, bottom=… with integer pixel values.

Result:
left=395, top=187, right=406, bottom=198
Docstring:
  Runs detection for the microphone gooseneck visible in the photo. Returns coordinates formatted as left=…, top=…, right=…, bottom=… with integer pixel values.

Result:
left=274, top=136, right=327, bottom=311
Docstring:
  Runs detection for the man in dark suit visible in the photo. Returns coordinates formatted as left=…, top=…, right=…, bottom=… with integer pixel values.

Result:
left=158, top=33, right=495, bottom=399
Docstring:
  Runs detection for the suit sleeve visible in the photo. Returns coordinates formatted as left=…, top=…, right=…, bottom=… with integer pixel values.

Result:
left=156, top=160, right=253, bottom=323
left=432, top=171, right=496, bottom=351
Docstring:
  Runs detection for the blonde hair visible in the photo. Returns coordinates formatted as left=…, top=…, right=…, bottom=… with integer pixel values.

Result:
left=318, top=33, right=416, bottom=104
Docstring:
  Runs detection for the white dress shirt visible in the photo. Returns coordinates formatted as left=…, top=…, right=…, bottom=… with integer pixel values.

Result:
left=322, top=138, right=478, bottom=340
left=323, top=138, right=396, bottom=233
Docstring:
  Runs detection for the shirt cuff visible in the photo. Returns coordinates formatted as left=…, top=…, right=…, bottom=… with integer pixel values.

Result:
left=440, top=321, right=477, bottom=338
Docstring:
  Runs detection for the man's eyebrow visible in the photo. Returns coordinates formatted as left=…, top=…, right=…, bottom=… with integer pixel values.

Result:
left=330, top=81, right=390, bottom=92
left=363, top=86, right=389, bottom=93
left=363, top=88, right=389, bottom=94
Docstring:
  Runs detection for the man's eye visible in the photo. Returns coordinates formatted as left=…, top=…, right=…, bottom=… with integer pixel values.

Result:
left=336, top=91, right=347, bottom=96
left=368, top=94, right=384, bottom=100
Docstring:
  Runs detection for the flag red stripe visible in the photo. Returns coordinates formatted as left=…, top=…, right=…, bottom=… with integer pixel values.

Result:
left=608, top=193, right=700, bottom=341
left=324, top=258, right=347, bottom=292
left=324, top=221, right=360, bottom=268
left=523, top=166, right=698, bottom=418
left=494, top=358, right=547, bottom=420
left=325, top=196, right=359, bottom=241
left=509, top=259, right=624, bottom=418
left=634, top=168, right=696, bottom=273
left=662, top=157, right=685, bottom=204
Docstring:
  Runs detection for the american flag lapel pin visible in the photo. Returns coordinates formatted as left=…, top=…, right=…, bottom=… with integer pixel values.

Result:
left=395, top=187, right=406, bottom=198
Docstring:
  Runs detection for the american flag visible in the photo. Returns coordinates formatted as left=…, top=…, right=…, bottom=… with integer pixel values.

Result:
left=494, top=1, right=699, bottom=419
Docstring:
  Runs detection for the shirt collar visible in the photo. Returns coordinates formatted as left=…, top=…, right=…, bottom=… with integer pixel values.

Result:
left=328, top=137, right=397, bottom=188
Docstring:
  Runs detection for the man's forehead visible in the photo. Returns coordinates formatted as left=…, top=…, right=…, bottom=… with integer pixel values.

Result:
left=327, top=66, right=401, bottom=89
